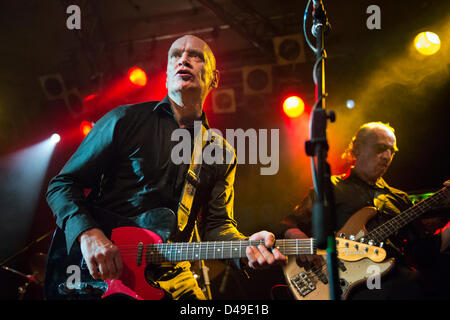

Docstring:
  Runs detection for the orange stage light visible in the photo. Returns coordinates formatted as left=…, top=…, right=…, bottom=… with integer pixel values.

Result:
left=80, top=121, right=93, bottom=137
left=128, top=67, right=148, bottom=87
left=283, top=96, right=305, bottom=118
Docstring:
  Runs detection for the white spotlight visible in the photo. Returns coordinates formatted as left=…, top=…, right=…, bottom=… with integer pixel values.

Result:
left=50, top=133, right=61, bottom=144
left=346, top=100, right=355, bottom=109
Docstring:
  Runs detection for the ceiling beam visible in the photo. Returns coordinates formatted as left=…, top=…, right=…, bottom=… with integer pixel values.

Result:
left=195, top=0, right=275, bottom=57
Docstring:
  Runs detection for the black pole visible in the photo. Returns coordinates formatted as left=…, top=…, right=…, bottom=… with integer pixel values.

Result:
left=0, top=231, right=52, bottom=267
left=304, top=0, right=340, bottom=300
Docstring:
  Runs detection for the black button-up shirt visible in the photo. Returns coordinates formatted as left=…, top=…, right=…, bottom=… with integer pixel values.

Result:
left=46, top=95, right=246, bottom=252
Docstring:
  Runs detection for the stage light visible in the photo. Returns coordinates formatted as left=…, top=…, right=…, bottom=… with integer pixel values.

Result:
left=80, top=121, right=93, bottom=137
left=283, top=96, right=305, bottom=118
left=50, top=133, right=61, bottom=144
left=128, top=67, right=147, bottom=87
left=83, top=94, right=98, bottom=102
left=0, top=137, right=60, bottom=259
left=346, top=99, right=355, bottom=109
left=414, top=32, right=441, bottom=56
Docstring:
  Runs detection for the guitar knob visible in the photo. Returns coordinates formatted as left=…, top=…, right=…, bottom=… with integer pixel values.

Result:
left=349, top=235, right=355, bottom=241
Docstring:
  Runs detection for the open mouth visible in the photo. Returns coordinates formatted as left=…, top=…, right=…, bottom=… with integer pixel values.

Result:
left=176, top=69, right=193, bottom=79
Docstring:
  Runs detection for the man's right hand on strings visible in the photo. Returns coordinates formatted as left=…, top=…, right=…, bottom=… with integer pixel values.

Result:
left=285, top=228, right=324, bottom=271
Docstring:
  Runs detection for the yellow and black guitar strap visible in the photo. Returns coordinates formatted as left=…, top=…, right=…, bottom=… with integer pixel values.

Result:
left=176, top=122, right=209, bottom=232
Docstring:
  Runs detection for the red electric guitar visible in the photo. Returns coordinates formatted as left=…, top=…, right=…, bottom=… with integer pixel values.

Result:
left=44, top=207, right=385, bottom=300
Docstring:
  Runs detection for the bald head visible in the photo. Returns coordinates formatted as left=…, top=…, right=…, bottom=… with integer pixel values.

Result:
left=345, top=122, right=398, bottom=184
left=166, top=35, right=219, bottom=105
left=168, top=35, right=216, bottom=71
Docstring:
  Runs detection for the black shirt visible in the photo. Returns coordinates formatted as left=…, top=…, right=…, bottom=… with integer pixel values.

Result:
left=46, top=95, right=246, bottom=253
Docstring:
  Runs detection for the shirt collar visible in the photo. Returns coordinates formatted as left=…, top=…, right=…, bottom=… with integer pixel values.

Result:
left=153, top=94, right=173, bottom=115
left=347, top=167, right=387, bottom=190
left=153, top=94, right=210, bottom=129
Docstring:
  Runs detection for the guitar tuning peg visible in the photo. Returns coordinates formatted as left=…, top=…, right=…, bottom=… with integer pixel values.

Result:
left=359, top=238, right=365, bottom=243
left=368, top=240, right=374, bottom=246
left=349, top=235, right=356, bottom=241
left=379, top=242, right=384, bottom=248
left=339, top=233, right=345, bottom=238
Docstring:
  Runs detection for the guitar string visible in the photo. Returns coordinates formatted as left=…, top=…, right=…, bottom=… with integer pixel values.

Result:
left=115, top=241, right=315, bottom=252
left=115, top=247, right=316, bottom=258
left=141, top=251, right=317, bottom=263
left=113, top=244, right=314, bottom=250
left=111, top=240, right=316, bottom=252
left=110, top=239, right=314, bottom=247
left=366, top=188, right=446, bottom=242
left=114, top=239, right=317, bottom=260
left=108, top=239, right=368, bottom=260
left=115, top=250, right=316, bottom=257
left=285, top=261, right=331, bottom=287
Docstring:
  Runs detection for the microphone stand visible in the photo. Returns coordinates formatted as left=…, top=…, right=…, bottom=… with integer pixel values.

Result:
left=0, top=231, right=52, bottom=268
left=304, top=0, right=340, bottom=300
left=0, top=231, right=51, bottom=299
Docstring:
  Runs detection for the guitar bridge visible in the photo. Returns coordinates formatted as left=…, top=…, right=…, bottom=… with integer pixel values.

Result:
left=290, top=272, right=316, bottom=297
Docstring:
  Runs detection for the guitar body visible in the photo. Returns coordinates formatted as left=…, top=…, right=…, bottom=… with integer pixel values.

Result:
left=103, top=226, right=165, bottom=300
left=44, top=207, right=177, bottom=300
left=283, top=206, right=395, bottom=300
left=338, top=207, right=378, bottom=238
left=284, top=254, right=395, bottom=300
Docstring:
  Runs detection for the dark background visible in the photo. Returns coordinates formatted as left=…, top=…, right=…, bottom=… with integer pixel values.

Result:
left=0, top=0, right=449, bottom=300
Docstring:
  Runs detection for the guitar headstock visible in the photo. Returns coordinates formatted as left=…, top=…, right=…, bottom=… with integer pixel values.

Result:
left=334, top=237, right=386, bottom=262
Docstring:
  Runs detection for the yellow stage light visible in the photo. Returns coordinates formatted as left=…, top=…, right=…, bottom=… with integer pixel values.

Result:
left=414, top=32, right=441, bottom=56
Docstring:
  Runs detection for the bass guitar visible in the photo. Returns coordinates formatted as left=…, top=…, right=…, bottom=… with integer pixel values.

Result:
left=283, top=185, right=449, bottom=300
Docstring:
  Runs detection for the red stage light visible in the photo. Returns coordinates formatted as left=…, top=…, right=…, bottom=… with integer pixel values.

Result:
left=83, top=94, right=97, bottom=102
left=283, top=96, right=305, bottom=118
left=80, top=121, right=93, bottom=136
left=128, top=67, right=147, bottom=87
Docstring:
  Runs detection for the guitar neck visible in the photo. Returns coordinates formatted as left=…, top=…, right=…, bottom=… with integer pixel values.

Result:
left=366, top=186, right=448, bottom=242
left=145, top=239, right=316, bottom=264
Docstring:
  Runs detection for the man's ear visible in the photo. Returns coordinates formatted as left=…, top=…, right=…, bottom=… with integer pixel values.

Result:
left=165, top=70, right=168, bottom=89
left=211, top=70, right=219, bottom=89
left=352, top=144, right=361, bottom=159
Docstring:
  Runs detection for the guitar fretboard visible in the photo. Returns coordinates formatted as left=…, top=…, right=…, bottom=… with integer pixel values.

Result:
left=365, top=186, right=448, bottom=242
left=139, top=239, right=316, bottom=264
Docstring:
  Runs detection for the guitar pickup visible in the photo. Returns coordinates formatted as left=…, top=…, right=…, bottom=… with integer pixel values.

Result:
left=136, top=242, right=144, bottom=266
